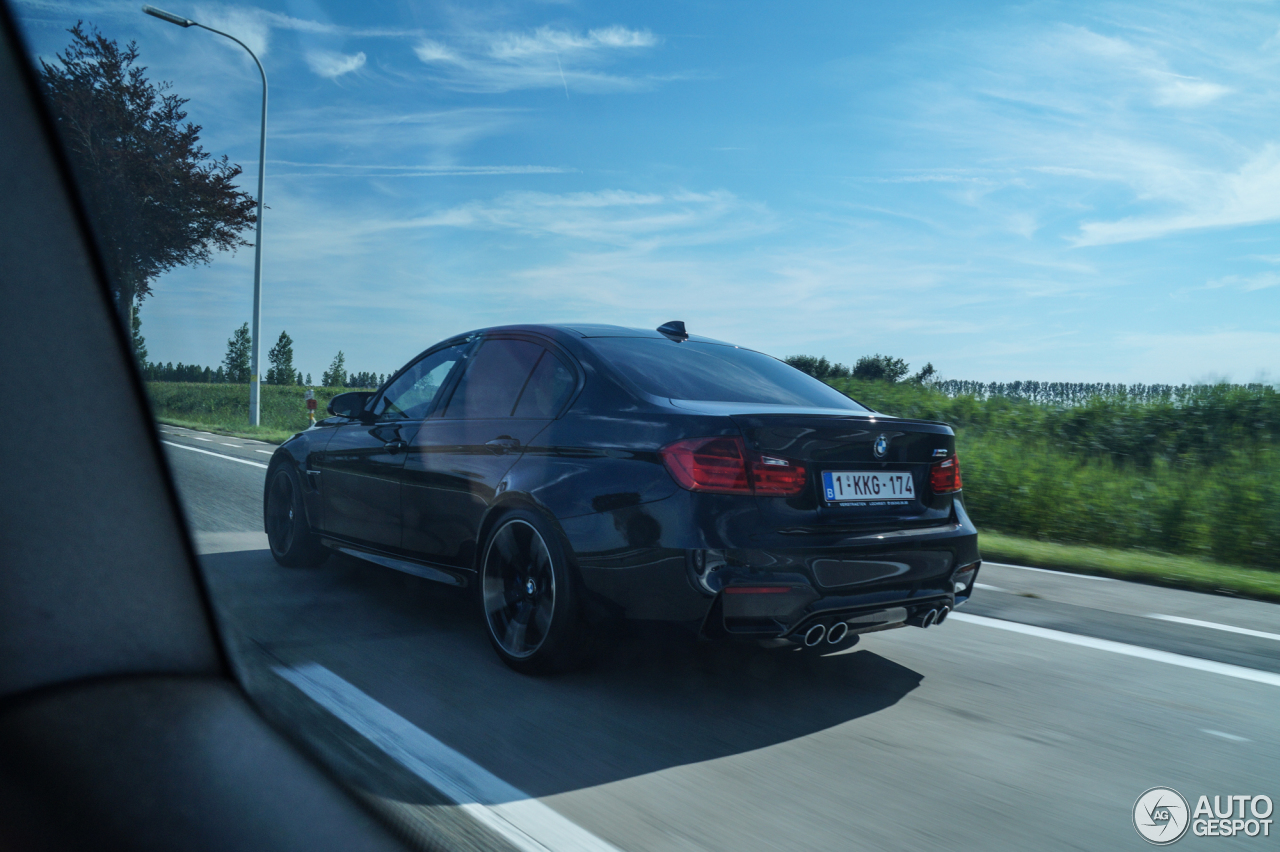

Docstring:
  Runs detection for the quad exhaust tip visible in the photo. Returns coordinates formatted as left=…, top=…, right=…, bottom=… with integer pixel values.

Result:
left=921, top=608, right=939, bottom=628
left=803, top=623, right=827, bottom=647
left=826, top=622, right=849, bottom=644
left=935, top=605, right=950, bottom=625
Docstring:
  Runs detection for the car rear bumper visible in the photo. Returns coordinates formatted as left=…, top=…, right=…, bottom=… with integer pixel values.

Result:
left=563, top=494, right=980, bottom=638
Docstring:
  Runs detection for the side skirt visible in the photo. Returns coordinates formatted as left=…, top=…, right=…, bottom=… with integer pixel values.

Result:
left=320, top=537, right=473, bottom=588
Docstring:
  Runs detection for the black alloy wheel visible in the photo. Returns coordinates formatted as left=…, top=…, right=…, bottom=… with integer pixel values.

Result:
left=480, top=510, right=581, bottom=673
left=265, top=466, right=329, bottom=567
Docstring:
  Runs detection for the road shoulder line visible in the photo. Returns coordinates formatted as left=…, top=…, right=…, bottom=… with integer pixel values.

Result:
left=1147, top=614, right=1280, bottom=642
left=162, top=440, right=269, bottom=469
left=274, top=663, right=623, bottom=852
left=949, top=612, right=1280, bottom=688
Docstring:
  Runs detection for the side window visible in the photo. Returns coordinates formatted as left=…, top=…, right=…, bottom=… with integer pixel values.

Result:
left=374, top=344, right=466, bottom=421
left=513, top=352, right=576, bottom=418
left=442, top=339, right=544, bottom=419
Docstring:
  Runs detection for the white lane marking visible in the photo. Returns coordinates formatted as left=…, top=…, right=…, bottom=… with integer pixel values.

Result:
left=973, top=582, right=1008, bottom=592
left=983, top=561, right=1114, bottom=581
left=161, top=441, right=269, bottom=469
left=192, top=436, right=213, bottom=442
left=1147, top=614, right=1280, bottom=643
left=256, top=450, right=275, bottom=455
left=219, top=442, right=239, bottom=447
left=1202, top=729, right=1250, bottom=742
left=948, top=612, right=1280, bottom=688
left=276, top=663, right=622, bottom=852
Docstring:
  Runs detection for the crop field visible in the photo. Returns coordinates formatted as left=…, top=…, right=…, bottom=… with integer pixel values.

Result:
left=830, top=378, right=1280, bottom=573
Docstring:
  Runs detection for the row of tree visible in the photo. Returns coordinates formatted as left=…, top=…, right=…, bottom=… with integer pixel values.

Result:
left=136, top=319, right=384, bottom=388
left=785, top=351, right=1276, bottom=409
left=931, top=380, right=1278, bottom=406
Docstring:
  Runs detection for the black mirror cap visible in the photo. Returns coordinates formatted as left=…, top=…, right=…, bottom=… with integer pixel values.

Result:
left=327, top=391, right=374, bottom=419
left=657, top=320, right=688, bottom=341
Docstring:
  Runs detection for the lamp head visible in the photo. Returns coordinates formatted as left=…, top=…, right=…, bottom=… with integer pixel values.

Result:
left=142, top=5, right=194, bottom=27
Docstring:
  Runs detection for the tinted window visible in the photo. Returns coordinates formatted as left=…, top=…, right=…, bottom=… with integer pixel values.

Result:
left=443, top=338, right=544, bottom=419
left=513, top=352, right=576, bottom=418
left=589, top=338, right=868, bottom=409
left=374, top=344, right=466, bottom=421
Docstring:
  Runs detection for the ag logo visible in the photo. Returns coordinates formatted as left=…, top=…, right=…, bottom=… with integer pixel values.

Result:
left=873, top=434, right=889, bottom=458
left=1135, top=787, right=1190, bottom=845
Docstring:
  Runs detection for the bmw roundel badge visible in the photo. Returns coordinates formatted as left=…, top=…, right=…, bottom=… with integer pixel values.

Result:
left=873, top=433, right=889, bottom=458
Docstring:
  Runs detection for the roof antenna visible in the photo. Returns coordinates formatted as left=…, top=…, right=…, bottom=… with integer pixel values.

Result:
left=657, top=320, right=688, bottom=341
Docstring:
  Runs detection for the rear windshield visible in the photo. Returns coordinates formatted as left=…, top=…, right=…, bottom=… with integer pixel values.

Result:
left=589, top=338, right=868, bottom=409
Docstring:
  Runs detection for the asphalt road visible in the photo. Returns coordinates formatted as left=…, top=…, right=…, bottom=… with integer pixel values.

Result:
left=161, top=424, right=1280, bottom=852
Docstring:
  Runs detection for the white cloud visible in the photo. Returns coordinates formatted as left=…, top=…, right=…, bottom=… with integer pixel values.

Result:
left=413, top=39, right=461, bottom=64
left=269, top=106, right=522, bottom=157
left=413, top=25, right=661, bottom=93
left=1151, top=75, right=1231, bottom=108
left=1075, top=145, right=1280, bottom=245
left=345, top=189, right=768, bottom=249
left=1207, top=272, right=1280, bottom=291
left=193, top=5, right=271, bottom=58
left=488, top=26, right=657, bottom=59
left=269, top=161, right=572, bottom=178
left=304, top=49, right=366, bottom=79
left=374, top=188, right=768, bottom=247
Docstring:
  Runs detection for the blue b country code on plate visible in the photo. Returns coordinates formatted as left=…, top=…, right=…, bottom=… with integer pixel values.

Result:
left=822, top=470, right=915, bottom=503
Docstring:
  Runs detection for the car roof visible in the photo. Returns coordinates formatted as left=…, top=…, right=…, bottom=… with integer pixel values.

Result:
left=470, top=323, right=734, bottom=346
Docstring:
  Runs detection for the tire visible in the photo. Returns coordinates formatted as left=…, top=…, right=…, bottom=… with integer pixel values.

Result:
left=479, top=509, right=583, bottom=674
left=265, top=466, right=330, bottom=568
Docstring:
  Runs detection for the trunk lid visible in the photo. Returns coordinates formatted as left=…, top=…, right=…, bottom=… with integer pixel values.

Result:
left=726, top=410, right=958, bottom=533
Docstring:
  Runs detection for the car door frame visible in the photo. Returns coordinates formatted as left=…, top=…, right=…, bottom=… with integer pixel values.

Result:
left=400, top=331, right=584, bottom=571
left=314, top=336, right=478, bottom=549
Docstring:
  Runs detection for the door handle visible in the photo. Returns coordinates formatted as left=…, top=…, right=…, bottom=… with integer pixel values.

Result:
left=384, top=440, right=409, bottom=453
left=484, top=436, right=520, bottom=454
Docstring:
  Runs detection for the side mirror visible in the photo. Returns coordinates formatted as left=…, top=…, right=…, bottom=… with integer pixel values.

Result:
left=327, top=391, right=374, bottom=419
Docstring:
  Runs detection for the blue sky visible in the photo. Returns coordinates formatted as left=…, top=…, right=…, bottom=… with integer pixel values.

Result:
left=15, top=0, right=1280, bottom=384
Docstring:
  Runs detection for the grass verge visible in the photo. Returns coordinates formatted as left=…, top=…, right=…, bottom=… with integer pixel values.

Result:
left=979, top=529, right=1280, bottom=604
left=155, top=416, right=300, bottom=445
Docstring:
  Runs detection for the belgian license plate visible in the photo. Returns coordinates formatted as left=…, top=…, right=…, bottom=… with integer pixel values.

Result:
left=822, top=470, right=915, bottom=504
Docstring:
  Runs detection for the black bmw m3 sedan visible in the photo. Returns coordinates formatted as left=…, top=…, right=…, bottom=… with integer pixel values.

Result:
left=264, top=322, right=980, bottom=672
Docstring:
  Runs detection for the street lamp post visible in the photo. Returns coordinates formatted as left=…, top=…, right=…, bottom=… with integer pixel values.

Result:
left=143, top=4, right=267, bottom=426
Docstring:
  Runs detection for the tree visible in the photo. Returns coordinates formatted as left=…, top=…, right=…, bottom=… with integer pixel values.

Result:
left=785, top=355, right=851, bottom=380
left=296, top=370, right=304, bottom=386
left=223, top=323, right=251, bottom=383
left=911, top=362, right=937, bottom=384
left=852, top=354, right=910, bottom=383
left=321, top=351, right=347, bottom=388
left=305, top=373, right=312, bottom=386
left=265, top=330, right=295, bottom=385
left=131, top=310, right=147, bottom=366
left=37, top=24, right=257, bottom=324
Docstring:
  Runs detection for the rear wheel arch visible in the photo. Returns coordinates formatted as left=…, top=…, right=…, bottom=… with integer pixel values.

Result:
left=474, top=493, right=576, bottom=574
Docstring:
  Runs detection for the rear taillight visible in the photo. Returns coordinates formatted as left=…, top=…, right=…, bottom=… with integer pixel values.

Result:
left=929, top=455, right=962, bottom=493
left=661, top=436, right=751, bottom=494
left=660, top=436, right=807, bottom=496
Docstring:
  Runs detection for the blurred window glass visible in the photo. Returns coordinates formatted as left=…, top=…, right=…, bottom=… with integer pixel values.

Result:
left=590, top=339, right=869, bottom=409
left=443, top=338, right=544, bottom=419
left=513, top=352, right=575, bottom=418
left=375, top=344, right=466, bottom=421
